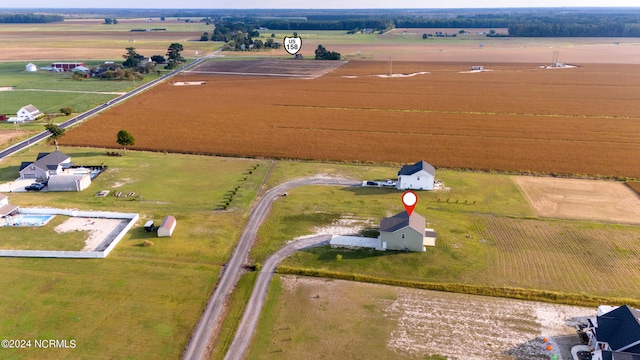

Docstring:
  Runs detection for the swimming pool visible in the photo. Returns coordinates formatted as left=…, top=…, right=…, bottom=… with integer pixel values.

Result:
left=6, top=214, right=56, bottom=227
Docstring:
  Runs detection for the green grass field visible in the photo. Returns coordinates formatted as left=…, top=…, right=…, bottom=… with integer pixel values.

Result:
left=247, top=162, right=640, bottom=302
left=0, top=61, right=159, bottom=115
left=0, top=146, right=270, bottom=359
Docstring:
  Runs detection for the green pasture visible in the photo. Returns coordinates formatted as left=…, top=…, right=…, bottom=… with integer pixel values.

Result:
left=0, top=61, right=158, bottom=115
left=0, top=146, right=270, bottom=359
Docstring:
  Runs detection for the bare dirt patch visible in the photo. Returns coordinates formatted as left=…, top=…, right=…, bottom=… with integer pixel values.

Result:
left=54, top=217, right=130, bottom=251
left=513, top=176, right=640, bottom=224
left=265, top=275, right=589, bottom=360
left=0, top=130, right=30, bottom=147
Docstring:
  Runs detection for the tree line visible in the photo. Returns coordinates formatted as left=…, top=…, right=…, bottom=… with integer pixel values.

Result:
left=252, top=11, right=640, bottom=37
left=0, top=13, right=63, bottom=23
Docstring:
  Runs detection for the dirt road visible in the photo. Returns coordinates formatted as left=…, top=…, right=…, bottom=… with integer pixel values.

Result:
left=182, top=176, right=360, bottom=360
left=224, top=234, right=332, bottom=360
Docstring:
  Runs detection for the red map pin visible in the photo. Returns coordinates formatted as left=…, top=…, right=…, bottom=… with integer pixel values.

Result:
left=402, top=190, right=418, bottom=216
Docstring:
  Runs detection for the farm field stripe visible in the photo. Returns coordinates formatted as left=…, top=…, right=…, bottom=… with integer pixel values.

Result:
left=270, top=125, right=640, bottom=145
left=276, top=104, right=639, bottom=120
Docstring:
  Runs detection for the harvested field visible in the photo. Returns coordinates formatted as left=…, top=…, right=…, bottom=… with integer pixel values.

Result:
left=61, top=61, right=640, bottom=178
left=189, top=59, right=346, bottom=78
left=476, top=215, right=640, bottom=298
left=514, top=176, right=640, bottom=224
left=251, top=275, right=589, bottom=360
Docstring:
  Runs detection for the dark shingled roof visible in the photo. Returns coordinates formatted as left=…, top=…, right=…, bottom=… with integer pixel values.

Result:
left=398, top=160, right=435, bottom=176
left=596, top=305, right=640, bottom=352
left=19, top=161, right=33, bottom=171
left=599, top=350, right=640, bottom=360
left=379, top=211, right=425, bottom=235
left=31, top=151, right=69, bottom=170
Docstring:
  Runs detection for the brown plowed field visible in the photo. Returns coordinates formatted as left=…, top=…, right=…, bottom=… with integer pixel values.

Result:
left=61, top=60, right=640, bottom=178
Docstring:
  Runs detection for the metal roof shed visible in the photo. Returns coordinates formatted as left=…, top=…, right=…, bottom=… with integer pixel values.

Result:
left=157, top=215, right=176, bottom=237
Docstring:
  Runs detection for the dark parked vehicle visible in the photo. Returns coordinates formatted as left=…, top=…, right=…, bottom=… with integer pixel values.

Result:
left=577, top=351, right=592, bottom=360
left=25, top=183, right=45, bottom=191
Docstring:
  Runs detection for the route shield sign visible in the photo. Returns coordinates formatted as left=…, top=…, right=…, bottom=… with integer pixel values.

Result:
left=283, top=36, right=302, bottom=55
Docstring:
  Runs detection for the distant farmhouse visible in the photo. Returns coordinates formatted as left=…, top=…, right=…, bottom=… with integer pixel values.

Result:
left=585, top=305, right=640, bottom=360
left=379, top=211, right=436, bottom=252
left=7, top=104, right=43, bottom=123
left=397, top=160, right=435, bottom=190
left=51, top=62, right=85, bottom=71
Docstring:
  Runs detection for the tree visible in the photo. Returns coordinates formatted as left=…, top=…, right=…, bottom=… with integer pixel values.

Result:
left=122, top=47, right=144, bottom=68
left=151, top=55, right=166, bottom=64
left=422, top=33, right=428, bottom=39
left=60, top=107, right=73, bottom=116
left=165, top=43, right=185, bottom=69
left=315, top=44, right=341, bottom=60
left=44, top=124, right=65, bottom=150
left=116, top=130, right=135, bottom=155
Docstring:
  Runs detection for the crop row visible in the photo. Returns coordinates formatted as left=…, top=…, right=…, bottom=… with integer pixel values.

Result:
left=477, top=215, right=640, bottom=299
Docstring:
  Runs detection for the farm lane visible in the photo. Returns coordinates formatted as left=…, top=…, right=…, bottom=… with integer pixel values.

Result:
left=224, top=234, right=332, bottom=360
left=182, top=176, right=360, bottom=360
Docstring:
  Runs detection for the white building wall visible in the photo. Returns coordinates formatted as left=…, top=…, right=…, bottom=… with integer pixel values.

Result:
left=397, top=170, right=434, bottom=190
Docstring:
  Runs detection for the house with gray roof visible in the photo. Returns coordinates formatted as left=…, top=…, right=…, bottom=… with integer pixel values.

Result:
left=0, top=194, right=19, bottom=222
left=19, top=150, right=71, bottom=180
left=7, top=104, right=43, bottom=123
left=379, top=211, right=436, bottom=252
left=586, top=305, right=640, bottom=358
left=397, top=160, right=435, bottom=190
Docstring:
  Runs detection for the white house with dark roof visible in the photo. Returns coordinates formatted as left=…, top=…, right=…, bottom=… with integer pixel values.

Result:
left=585, top=305, right=640, bottom=358
left=379, top=211, right=436, bottom=252
left=397, top=160, right=435, bottom=190
left=19, top=150, right=71, bottom=180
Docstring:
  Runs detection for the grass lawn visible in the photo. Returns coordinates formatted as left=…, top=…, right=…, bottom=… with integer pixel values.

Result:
left=0, top=146, right=270, bottom=359
left=0, top=215, right=87, bottom=251
left=252, top=161, right=640, bottom=301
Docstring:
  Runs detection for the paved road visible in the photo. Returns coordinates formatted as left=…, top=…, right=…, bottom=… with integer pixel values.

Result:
left=0, top=55, right=210, bottom=162
left=182, top=177, right=360, bottom=360
left=224, top=234, right=332, bottom=360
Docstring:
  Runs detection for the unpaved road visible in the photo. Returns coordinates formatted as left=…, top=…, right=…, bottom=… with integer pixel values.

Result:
left=224, top=234, right=332, bottom=360
left=182, top=177, right=360, bottom=360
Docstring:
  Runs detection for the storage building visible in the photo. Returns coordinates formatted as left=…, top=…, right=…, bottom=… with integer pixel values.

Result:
left=157, top=215, right=176, bottom=237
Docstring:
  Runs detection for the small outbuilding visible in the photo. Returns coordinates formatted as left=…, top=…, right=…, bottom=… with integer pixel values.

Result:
left=157, top=215, right=176, bottom=237
left=397, top=160, right=435, bottom=190
left=0, top=194, right=20, bottom=224
left=47, top=174, right=91, bottom=192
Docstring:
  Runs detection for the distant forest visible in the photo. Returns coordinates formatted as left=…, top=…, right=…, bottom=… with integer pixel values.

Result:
left=255, top=12, right=640, bottom=37
left=1, top=8, right=639, bottom=36
left=0, top=13, right=63, bottom=23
